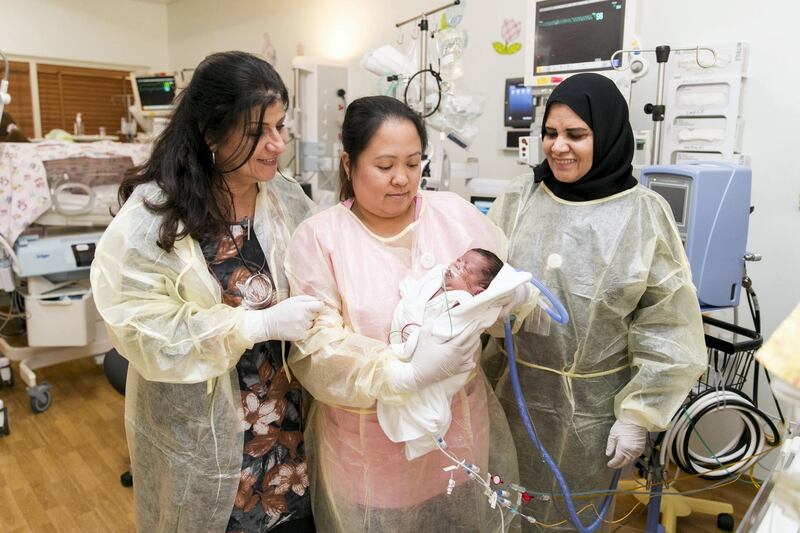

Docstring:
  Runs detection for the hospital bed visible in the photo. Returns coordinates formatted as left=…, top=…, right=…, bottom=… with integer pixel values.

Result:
left=0, top=141, right=150, bottom=423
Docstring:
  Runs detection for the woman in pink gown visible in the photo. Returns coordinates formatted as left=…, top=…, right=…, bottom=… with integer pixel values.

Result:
left=286, top=96, right=522, bottom=532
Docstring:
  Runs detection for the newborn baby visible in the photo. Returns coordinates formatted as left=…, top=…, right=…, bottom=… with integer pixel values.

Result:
left=434, top=248, right=502, bottom=300
left=378, top=248, right=536, bottom=460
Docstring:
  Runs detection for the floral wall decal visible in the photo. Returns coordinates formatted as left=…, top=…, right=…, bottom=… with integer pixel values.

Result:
left=493, top=18, right=522, bottom=55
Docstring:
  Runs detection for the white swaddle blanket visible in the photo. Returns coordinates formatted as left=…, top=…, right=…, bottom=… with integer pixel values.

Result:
left=378, top=263, right=533, bottom=459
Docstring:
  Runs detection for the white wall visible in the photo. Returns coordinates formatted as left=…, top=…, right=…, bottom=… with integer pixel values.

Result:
left=630, top=0, right=800, bottom=477
left=1, top=0, right=169, bottom=70
left=631, top=0, right=800, bottom=338
left=166, top=0, right=529, bottom=193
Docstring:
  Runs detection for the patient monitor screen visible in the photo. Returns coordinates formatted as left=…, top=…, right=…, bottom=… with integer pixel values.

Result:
left=136, top=76, right=176, bottom=110
left=505, top=78, right=535, bottom=128
left=651, top=184, right=688, bottom=226
left=533, top=0, right=626, bottom=75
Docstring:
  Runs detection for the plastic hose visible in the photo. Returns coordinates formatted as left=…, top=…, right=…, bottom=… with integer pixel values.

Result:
left=504, top=319, right=620, bottom=533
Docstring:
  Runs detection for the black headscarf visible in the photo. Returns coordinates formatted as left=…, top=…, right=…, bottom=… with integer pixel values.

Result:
left=533, top=73, right=637, bottom=202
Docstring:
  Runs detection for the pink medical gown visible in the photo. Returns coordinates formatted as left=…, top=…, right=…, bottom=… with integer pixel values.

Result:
left=286, top=192, right=519, bottom=532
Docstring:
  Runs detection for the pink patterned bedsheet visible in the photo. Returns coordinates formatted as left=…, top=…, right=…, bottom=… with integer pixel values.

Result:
left=0, top=141, right=151, bottom=243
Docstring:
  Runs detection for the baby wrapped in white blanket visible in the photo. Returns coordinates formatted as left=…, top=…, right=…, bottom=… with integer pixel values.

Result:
left=377, top=248, right=534, bottom=459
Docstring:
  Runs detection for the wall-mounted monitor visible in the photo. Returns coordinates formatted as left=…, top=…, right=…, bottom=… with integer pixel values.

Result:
left=524, top=0, right=637, bottom=85
left=504, top=77, right=535, bottom=129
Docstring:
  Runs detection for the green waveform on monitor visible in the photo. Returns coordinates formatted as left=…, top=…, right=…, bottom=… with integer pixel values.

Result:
left=538, top=12, right=606, bottom=27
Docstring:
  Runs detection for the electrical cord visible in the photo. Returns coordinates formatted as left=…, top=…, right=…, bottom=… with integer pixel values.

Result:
left=658, top=388, right=780, bottom=480
left=0, top=232, right=20, bottom=274
left=744, top=281, right=786, bottom=424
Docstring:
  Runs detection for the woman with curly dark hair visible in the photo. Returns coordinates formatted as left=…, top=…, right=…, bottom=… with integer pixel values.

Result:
left=91, top=51, right=322, bottom=533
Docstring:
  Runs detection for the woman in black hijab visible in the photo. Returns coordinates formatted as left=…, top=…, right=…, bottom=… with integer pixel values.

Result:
left=487, top=73, right=706, bottom=531
left=533, top=72, right=637, bottom=201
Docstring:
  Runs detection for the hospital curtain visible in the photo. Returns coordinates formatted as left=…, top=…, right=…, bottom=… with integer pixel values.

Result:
left=37, top=64, right=131, bottom=137
left=5, top=61, right=34, bottom=136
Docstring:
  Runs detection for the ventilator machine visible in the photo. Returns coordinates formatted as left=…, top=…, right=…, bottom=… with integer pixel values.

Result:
left=640, top=161, right=753, bottom=311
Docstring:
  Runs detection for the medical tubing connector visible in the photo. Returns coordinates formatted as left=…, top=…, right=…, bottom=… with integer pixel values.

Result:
left=504, top=319, right=620, bottom=533
left=526, top=275, right=569, bottom=325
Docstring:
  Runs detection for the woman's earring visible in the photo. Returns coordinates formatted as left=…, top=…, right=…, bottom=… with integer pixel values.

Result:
left=212, top=151, right=216, bottom=165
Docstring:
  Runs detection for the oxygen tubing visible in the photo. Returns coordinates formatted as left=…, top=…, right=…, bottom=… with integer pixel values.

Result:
left=527, top=275, right=569, bottom=325
left=504, top=279, right=620, bottom=533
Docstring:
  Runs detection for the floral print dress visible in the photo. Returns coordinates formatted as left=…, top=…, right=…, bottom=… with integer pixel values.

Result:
left=201, top=224, right=312, bottom=533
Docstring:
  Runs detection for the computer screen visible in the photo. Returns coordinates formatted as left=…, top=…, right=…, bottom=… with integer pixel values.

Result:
left=470, top=196, right=496, bottom=215
left=135, top=75, right=176, bottom=111
left=650, top=183, right=687, bottom=225
left=504, top=78, right=534, bottom=128
left=533, top=0, right=626, bottom=76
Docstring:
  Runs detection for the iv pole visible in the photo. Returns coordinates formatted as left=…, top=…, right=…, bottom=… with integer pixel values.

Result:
left=395, top=0, right=460, bottom=120
left=612, top=45, right=716, bottom=165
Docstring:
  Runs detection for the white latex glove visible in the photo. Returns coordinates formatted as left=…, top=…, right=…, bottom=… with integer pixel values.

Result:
left=499, top=281, right=535, bottom=318
left=244, top=295, right=324, bottom=342
left=387, top=323, right=480, bottom=392
left=605, top=419, right=648, bottom=469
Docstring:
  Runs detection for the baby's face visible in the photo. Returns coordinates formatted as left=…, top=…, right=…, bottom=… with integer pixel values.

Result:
left=443, top=250, right=489, bottom=295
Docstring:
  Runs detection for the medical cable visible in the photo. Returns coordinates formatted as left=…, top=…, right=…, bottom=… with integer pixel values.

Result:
left=657, top=388, right=780, bottom=480
left=434, top=434, right=540, bottom=526
left=440, top=272, right=455, bottom=336
left=654, top=278, right=783, bottom=481
left=0, top=232, right=21, bottom=275
left=502, top=443, right=777, bottom=499
left=0, top=290, right=25, bottom=338
left=481, top=449, right=774, bottom=500
left=743, top=281, right=785, bottom=425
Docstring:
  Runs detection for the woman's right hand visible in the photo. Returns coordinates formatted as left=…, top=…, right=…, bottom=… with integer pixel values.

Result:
left=387, top=324, right=480, bottom=391
left=244, top=295, right=324, bottom=342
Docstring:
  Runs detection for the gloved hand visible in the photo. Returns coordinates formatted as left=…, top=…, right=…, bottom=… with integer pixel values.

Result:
left=387, top=323, right=480, bottom=392
left=605, top=419, right=648, bottom=469
left=499, top=281, right=535, bottom=318
left=244, top=295, right=324, bottom=343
